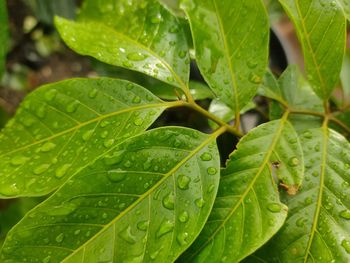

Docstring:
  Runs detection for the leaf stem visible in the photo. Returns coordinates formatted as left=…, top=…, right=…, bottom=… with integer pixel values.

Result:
left=288, top=108, right=325, bottom=118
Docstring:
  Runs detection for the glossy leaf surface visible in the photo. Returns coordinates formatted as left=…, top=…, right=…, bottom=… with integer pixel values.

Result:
left=0, top=78, right=170, bottom=198
left=0, top=0, right=8, bottom=77
left=259, top=128, right=350, bottom=262
left=181, top=117, right=304, bottom=262
left=279, top=0, right=346, bottom=99
left=182, top=0, right=269, bottom=113
left=1, top=127, right=220, bottom=263
left=56, top=0, right=190, bottom=90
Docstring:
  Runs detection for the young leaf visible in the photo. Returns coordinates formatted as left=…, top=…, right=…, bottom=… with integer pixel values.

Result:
left=55, top=0, right=190, bottom=91
left=1, top=127, right=221, bottom=263
left=0, top=78, right=174, bottom=198
left=0, top=0, right=8, bottom=77
left=258, top=127, right=350, bottom=262
left=278, top=0, right=346, bottom=99
left=181, top=0, right=269, bottom=113
left=180, top=116, right=304, bottom=262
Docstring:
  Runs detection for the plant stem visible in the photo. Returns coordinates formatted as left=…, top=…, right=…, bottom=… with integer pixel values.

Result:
left=288, top=108, right=325, bottom=118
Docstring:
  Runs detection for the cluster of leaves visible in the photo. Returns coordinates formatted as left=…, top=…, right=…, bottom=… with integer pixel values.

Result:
left=0, top=0, right=350, bottom=262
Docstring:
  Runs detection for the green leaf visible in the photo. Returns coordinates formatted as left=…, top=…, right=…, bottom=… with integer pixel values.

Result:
left=1, top=127, right=221, bottom=262
left=258, top=127, right=350, bottom=262
left=55, top=0, right=190, bottom=91
left=180, top=116, right=304, bottom=262
left=278, top=0, right=346, bottom=99
left=337, top=0, right=350, bottom=21
left=341, top=50, right=350, bottom=101
left=0, top=0, right=8, bottom=77
left=0, top=78, right=173, bottom=198
left=181, top=0, right=269, bottom=113
left=159, top=0, right=185, bottom=18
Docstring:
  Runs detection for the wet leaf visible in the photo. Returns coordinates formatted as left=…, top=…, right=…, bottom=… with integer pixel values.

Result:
left=181, top=117, right=303, bottom=262
left=181, top=0, right=269, bottom=114
left=0, top=127, right=220, bottom=262
left=279, top=0, right=346, bottom=99
left=0, top=78, right=173, bottom=198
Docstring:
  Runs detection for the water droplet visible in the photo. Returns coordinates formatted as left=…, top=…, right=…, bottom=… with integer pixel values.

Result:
left=127, top=52, right=148, bottom=61
left=45, top=89, right=58, bottom=102
left=342, top=239, right=350, bottom=253
left=267, top=203, right=282, bottom=213
left=296, top=217, right=306, bottom=227
left=177, top=232, right=189, bottom=246
left=0, top=183, right=20, bottom=196
left=151, top=14, right=162, bottom=24
left=207, top=167, right=217, bottom=175
left=33, top=164, right=50, bottom=175
left=55, top=164, right=71, bottom=179
left=107, top=171, right=126, bottom=182
left=178, top=211, right=189, bottom=223
left=162, top=192, right=175, bottom=210
left=102, top=212, right=108, bottom=219
left=36, top=105, right=47, bottom=118
left=55, top=233, right=64, bottom=243
left=46, top=203, right=77, bottom=216
left=200, top=152, right=212, bottom=161
left=207, top=184, right=216, bottom=193
left=150, top=248, right=162, bottom=260
left=42, top=255, right=51, bottom=263
left=288, top=157, right=299, bottom=167
left=40, top=142, right=56, bottom=152
left=249, top=72, right=262, bottom=84
left=178, top=50, right=187, bottom=58
left=156, top=220, right=174, bottom=238
left=195, top=198, right=205, bottom=208
left=247, top=60, right=258, bottom=69
left=177, top=174, right=191, bottom=190
left=103, top=152, right=123, bottom=166
left=305, top=197, right=313, bottom=205
left=133, top=117, right=143, bottom=126
left=74, top=229, right=81, bottom=235
left=137, top=220, right=149, bottom=231
left=88, top=88, right=98, bottom=98
left=132, top=96, right=141, bottom=104
left=66, top=100, right=79, bottom=113
left=104, top=138, right=115, bottom=148
left=302, top=131, right=313, bottom=139
left=119, top=226, right=137, bottom=244
left=340, top=210, right=350, bottom=220
left=10, top=155, right=29, bottom=166
left=82, top=129, right=94, bottom=141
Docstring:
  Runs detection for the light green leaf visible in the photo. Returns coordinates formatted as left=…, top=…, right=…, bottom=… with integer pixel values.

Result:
left=159, top=0, right=185, bottom=18
left=258, top=127, right=350, bottom=262
left=1, top=127, right=221, bottom=262
left=181, top=0, right=269, bottom=113
left=55, top=0, right=190, bottom=91
left=181, top=116, right=304, bottom=262
left=0, top=78, right=174, bottom=198
left=279, top=0, right=346, bottom=99
left=337, top=0, right=350, bottom=21
left=0, top=0, right=8, bottom=77
left=341, top=50, right=350, bottom=100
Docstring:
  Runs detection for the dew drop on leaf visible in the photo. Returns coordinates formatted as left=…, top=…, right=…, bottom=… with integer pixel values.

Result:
left=156, top=220, right=174, bottom=238
left=42, top=255, right=51, bottom=263
left=88, top=88, right=98, bottom=98
left=33, top=164, right=50, bottom=175
left=45, top=89, right=58, bottom=102
left=267, top=203, right=282, bottom=213
left=178, top=211, right=189, bottom=223
left=195, top=198, right=205, bottom=208
left=200, top=152, right=212, bottom=161
left=207, top=167, right=217, bottom=175
left=40, top=142, right=56, bottom=152
left=137, top=220, right=149, bottom=231
left=66, top=100, right=79, bottom=113
left=103, top=138, right=115, bottom=148
left=342, top=239, right=350, bottom=253
left=82, top=129, right=94, bottom=142
left=162, top=192, right=175, bottom=210
left=339, top=210, right=350, bottom=220
left=288, top=157, right=299, bottom=167
left=133, top=117, right=143, bottom=126
left=176, top=232, right=189, bottom=246
left=132, top=96, right=141, bottom=104
left=177, top=174, right=191, bottom=190
left=55, top=233, right=64, bottom=243
left=127, top=52, right=148, bottom=61
left=0, top=183, right=20, bottom=196
left=107, top=171, right=126, bottom=183
left=10, top=155, right=29, bottom=166
left=118, top=226, right=137, bottom=244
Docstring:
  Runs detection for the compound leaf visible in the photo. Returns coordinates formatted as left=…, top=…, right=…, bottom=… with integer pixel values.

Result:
left=0, top=78, right=173, bottom=198
left=180, top=116, right=304, bottom=262
left=279, top=0, right=346, bottom=99
left=1, top=127, right=221, bottom=263
left=55, top=0, right=190, bottom=91
left=181, top=0, right=269, bottom=113
left=258, top=127, right=350, bottom=262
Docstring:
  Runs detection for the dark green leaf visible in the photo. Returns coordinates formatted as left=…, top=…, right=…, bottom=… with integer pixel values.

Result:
left=0, top=78, right=173, bottom=198
left=257, top=127, right=350, bottom=262
left=181, top=116, right=304, bottom=262
left=278, top=0, right=346, bottom=99
left=1, top=127, right=221, bottom=262
left=181, top=0, right=269, bottom=113
left=55, top=0, right=190, bottom=91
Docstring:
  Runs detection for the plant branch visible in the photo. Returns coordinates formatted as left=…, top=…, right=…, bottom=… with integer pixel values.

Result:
left=288, top=108, right=325, bottom=118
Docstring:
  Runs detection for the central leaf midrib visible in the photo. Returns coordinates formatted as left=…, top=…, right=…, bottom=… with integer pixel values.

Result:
left=61, top=126, right=225, bottom=262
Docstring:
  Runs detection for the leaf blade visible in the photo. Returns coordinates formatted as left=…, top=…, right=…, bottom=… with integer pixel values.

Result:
left=279, top=0, right=346, bottom=99
left=182, top=0, right=269, bottom=113
left=1, top=127, right=221, bottom=262
left=0, top=78, right=172, bottom=198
